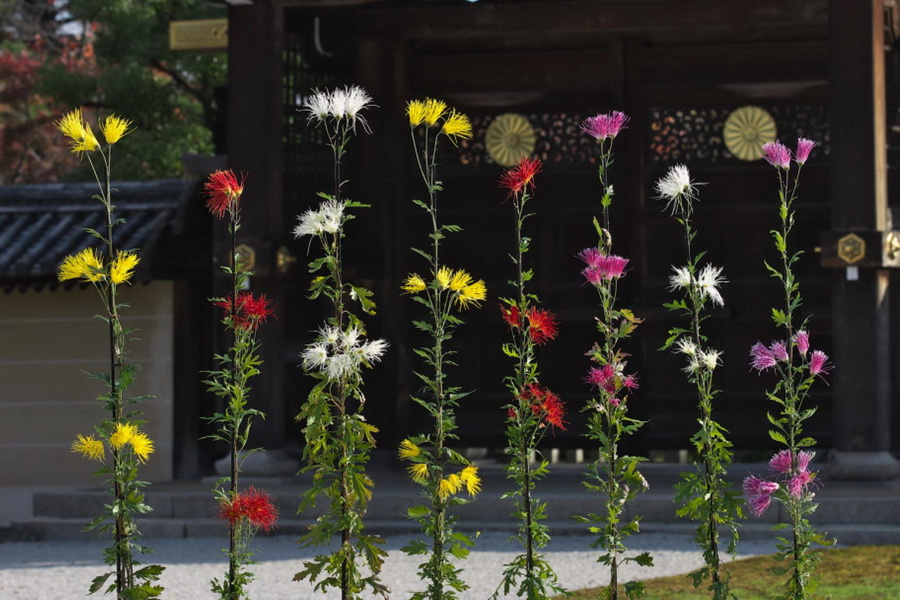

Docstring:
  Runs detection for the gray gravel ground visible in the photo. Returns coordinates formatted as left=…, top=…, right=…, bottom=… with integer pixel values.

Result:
left=0, top=532, right=780, bottom=599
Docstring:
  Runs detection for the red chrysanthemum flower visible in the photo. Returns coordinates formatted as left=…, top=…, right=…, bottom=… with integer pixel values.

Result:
left=500, top=304, right=522, bottom=328
left=218, top=487, right=278, bottom=532
left=499, top=156, right=542, bottom=198
left=216, top=292, right=276, bottom=330
left=526, top=307, right=558, bottom=345
left=521, top=383, right=566, bottom=430
left=204, top=169, right=245, bottom=218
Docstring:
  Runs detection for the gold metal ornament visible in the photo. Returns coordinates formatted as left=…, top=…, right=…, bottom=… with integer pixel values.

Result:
left=485, top=113, right=536, bottom=167
left=723, top=105, right=777, bottom=161
left=837, top=233, right=865, bottom=264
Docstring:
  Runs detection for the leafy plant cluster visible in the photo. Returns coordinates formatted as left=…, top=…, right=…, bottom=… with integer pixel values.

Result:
left=293, top=86, right=389, bottom=600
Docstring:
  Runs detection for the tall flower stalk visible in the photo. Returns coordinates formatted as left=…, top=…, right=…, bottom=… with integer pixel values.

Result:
left=575, top=112, right=652, bottom=600
left=743, top=139, right=833, bottom=600
left=293, top=86, right=389, bottom=600
left=397, top=98, right=486, bottom=600
left=492, top=156, right=567, bottom=599
left=56, top=109, right=164, bottom=599
left=657, top=165, right=742, bottom=598
left=204, top=169, right=278, bottom=600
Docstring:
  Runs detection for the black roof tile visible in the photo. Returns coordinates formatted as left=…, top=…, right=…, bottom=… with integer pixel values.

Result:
left=0, top=179, right=194, bottom=282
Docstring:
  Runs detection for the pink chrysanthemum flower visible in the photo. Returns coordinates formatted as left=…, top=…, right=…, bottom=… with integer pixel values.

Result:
left=788, top=471, right=814, bottom=498
left=794, top=330, right=810, bottom=356
left=580, top=111, right=629, bottom=141
left=748, top=492, right=773, bottom=517
left=577, top=247, right=603, bottom=269
left=770, top=341, right=789, bottom=362
left=769, top=449, right=794, bottom=474
left=743, top=476, right=780, bottom=517
left=585, top=364, right=617, bottom=394
left=750, top=342, right=777, bottom=371
left=809, top=350, right=831, bottom=376
left=761, top=141, right=792, bottom=169
left=768, top=449, right=815, bottom=475
left=583, top=254, right=630, bottom=284
left=795, top=138, right=816, bottom=165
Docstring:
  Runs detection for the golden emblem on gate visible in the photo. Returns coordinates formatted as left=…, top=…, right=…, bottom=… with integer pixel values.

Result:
left=837, top=233, right=865, bottom=264
left=723, top=106, right=777, bottom=161
left=486, top=113, right=536, bottom=167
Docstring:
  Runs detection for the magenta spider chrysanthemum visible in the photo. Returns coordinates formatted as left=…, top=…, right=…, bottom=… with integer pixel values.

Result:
left=762, top=141, right=792, bottom=169
left=788, top=471, right=814, bottom=498
left=796, top=450, right=813, bottom=472
left=585, top=364, right=617, bottom=394
left=748, top=492, right=773, bottom=517
left=795, top=138, right=816, bottom=165
left=769, top=449, right=794, bottom=474
left=580, top=111, right=630, bottom=141
left=750, top=342, right=777, bottom=371
left=770, top=341, right=789, bottom=362
left=577, top=247, right=603, bottom=269
left=809, top=350, right=831, bottom=376
left=794, top=330, right=810, bottom=356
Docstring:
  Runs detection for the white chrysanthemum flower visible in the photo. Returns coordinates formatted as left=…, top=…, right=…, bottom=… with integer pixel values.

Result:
left=319, top=325, right=341, bottom=347
left=668, top=266, right=692, bottom=291
left=329, top=88, right=347, bottom=119
left=302, top=89, right=331, bottom=125
left=682, top=357, right=701, bottom=375
left=699, top=349, right=722, bottom=371
left=293, top=201, right=345, bottom=238
left=675, top=337, right=698, bottom=356
left=340, top=85, right=375, bottom=133
left=326, top=353, right=357, bottom=380
left=301, top=343, right=329, bottom=370
left=341, top=326, right=362, bottom=349
left=696, top=264, right=726, bottom=307
left=655, top=164, right=700, bottom=215
left=293, top=208, right=327, bottom=238
left=320, top=200, right=345, bottom=234
left=359, top=339, right=388, bottom=363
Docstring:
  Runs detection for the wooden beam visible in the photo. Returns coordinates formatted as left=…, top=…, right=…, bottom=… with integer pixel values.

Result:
left=348, top=0, right=828, bottom=45
left=828, top=0, right=899, bottom=478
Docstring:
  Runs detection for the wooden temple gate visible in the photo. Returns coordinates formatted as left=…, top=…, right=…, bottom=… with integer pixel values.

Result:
left=176, top=0, right=900, bottom=479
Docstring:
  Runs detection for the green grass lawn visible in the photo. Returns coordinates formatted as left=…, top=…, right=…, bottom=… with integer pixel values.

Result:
left=562, top=546, right=900, bottom=599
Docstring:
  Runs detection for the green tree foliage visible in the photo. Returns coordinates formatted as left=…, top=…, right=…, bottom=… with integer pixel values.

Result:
left=31, top=0, right=226, bottom=180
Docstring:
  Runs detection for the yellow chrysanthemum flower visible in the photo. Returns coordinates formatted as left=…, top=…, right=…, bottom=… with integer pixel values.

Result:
left=435, top=266, right=453, bottom=290
left=109, top=251, right=140, bottom=285
left=423, top=98, right=447, bottom=127
left=56, top=109, right=87, bottom=142
left=71, top=434, right=105, bottom=462
left=401, top=273, right=427, bottom=294
left=101, top=114, right=134, bottom=145
left=407, top=100, right=427, bottom=127
left=398, top=439, right=421, bottom=460
left=109, top=422, right=138, bottom=450
left=58, top=247, right=105, bottom=283
left=459, top=465, right=481, bottom=496
left=56, top=109, right=100, bottom=154
left=438, top=473, right=463, bottom=500
left=408, top=462, right=429, bottom=483
left=456, top=279, right=487, bottom=309
left=441, top=109, right=472, bottom=141
left=448, top=269, right=472, bottom=291
left=129, top=432, right=155, bottom=463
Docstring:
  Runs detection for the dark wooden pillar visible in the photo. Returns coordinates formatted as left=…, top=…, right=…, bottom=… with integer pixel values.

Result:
left=828, top=0, right=900, bottom=478
left=225, top=0, right=296, bottom=472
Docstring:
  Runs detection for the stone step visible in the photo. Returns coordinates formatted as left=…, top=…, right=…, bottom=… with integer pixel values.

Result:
left=6, top=517, right=897, bottom=546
